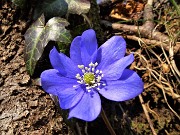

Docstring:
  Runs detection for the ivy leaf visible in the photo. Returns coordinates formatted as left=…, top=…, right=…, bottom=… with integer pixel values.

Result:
left=45, top=17, right=71, bottom=42
left=65, top=0, right=90, bottom=15
left=33, top=0, right=91, bottom=20
left=24, top=14, right=71, bottom=76
left=33, top=0, right=68, bottom=20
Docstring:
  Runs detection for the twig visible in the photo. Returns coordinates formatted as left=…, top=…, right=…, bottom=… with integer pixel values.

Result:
left=139, top=94, right=157, bottom=135
left=119, top=103, right=134, bottom=135
left=155, top=76, right=180, bottom=120
left=85, top=122, right=88, bottom=135
left=76, top=122, right=82, bottom=135
left=161, top=43, right=180, bottom=83
left=123, top=35, right=180, bottom=53
left=154, top=82, right=180, bottom=102
left=148, top=70, right=180, bottom=119
left=100, top=0, right=180, bottom=53
left=81, top=14, right=92, bottom=28
left=169, top=42, right=180, bottom=79
left=101, top=108, right=116, bottom=135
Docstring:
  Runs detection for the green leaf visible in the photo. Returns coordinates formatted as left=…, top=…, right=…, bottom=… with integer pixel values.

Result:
left=33, top=0, right=68, bottom=20
left=46, top=17, right=71, bottom=43
left=33, top=0, right=90, bottom=20
left=65, top=0, right=90, bottom=15
left=24, top=14, right=71, bottom=76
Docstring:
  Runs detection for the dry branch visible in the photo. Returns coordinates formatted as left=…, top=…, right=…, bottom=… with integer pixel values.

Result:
left=101, top=0, right=180, bottom=53
left=139, top=95, right=157, bottom=135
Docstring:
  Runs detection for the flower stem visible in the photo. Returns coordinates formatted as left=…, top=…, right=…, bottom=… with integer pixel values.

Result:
left=101, top=108, right=116, bottom=135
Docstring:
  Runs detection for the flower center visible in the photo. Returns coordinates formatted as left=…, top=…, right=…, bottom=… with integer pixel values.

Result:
left=74, top=62, right=106, bottom=92
left=83, top=73, right=95, bottom=85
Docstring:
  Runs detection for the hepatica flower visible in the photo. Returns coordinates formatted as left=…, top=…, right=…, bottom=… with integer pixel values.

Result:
left=41, top=29, right=143, bottom=121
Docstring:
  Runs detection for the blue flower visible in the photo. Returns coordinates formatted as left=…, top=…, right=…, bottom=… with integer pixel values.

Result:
left=40, top=29, right=144, bottom=121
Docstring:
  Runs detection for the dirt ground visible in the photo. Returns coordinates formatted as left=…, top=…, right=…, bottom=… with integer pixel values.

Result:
left=0, top=0, right=180, bottom=135
left=0, top=1, right=70, bottom=135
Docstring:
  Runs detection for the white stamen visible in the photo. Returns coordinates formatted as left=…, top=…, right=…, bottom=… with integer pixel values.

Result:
left=76, top=77, right=81, bottom=80
left=82, top=69, right=85, bottom=73
left=77, top=81, right=82, bottom=84
left=89, top=62, right=94, bottom=67
left=96, top=70, right=99, bottom=74
left=78, top=65, right=84, bottom=69
left=76, top=74, right=81, bottom=79
left=87, top=86, right=92, bottom=90
left=91, top=80, right=95, bottom=83
left=85, top=67, right=89, bottom=70
left=95, top=62, right=98, bottom=66
left=87, top=89, right=91, bottom=92
left=75, top=62, right=105, bottom=92
left=76, top=73, right=80, bottom=77
left=97, top=76, right=101, bottom=82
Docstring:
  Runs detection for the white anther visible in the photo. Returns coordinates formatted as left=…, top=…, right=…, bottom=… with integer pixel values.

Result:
left=87, top=89, right=91, bottom=92
left=92, top=85, right=96, bottom=88
left=91, top=80, right=95, bottom=83
left=85, top=67, right=89, bottom=71
left=76, top=77, right=81, bottom=80
left=87, top=86, right=92, bottom=89
left=77, top=81, right=82, bottom=84
left=76, top=73, right=80, bottom=78
left=78, top=65, right=84, bottom=69
left=95, top=70, right=99, bottom=74
left=76, top=62, right=104, bottom=92
left=82, top=69, right=85, bottom=73
left=89, top=62, right=94, bottom=67
left=97, top=76, right=101, bottom=82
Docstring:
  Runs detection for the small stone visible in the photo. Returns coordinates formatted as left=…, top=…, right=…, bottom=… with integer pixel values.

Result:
left=13, top=110, right=29, bottom=121
left=19, top=74, right=30, bottom=85
left=28, top=100, right=38, bottom=107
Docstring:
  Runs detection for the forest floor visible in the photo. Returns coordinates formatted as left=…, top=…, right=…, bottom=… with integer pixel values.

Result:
left=0, top=0, right=180, bottom=135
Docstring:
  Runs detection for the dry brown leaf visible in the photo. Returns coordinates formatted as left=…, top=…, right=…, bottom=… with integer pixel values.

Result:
left=110, top=0, right=144, bottom=21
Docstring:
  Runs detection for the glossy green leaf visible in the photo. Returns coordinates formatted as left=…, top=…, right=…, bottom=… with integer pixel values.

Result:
left=33, top=0, right=68, bottom=20
left=33, top=0, right=90, bottom=20
left=65, top=0, right=90, bottom=15
left=24, top=14, right=71, bottom=76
